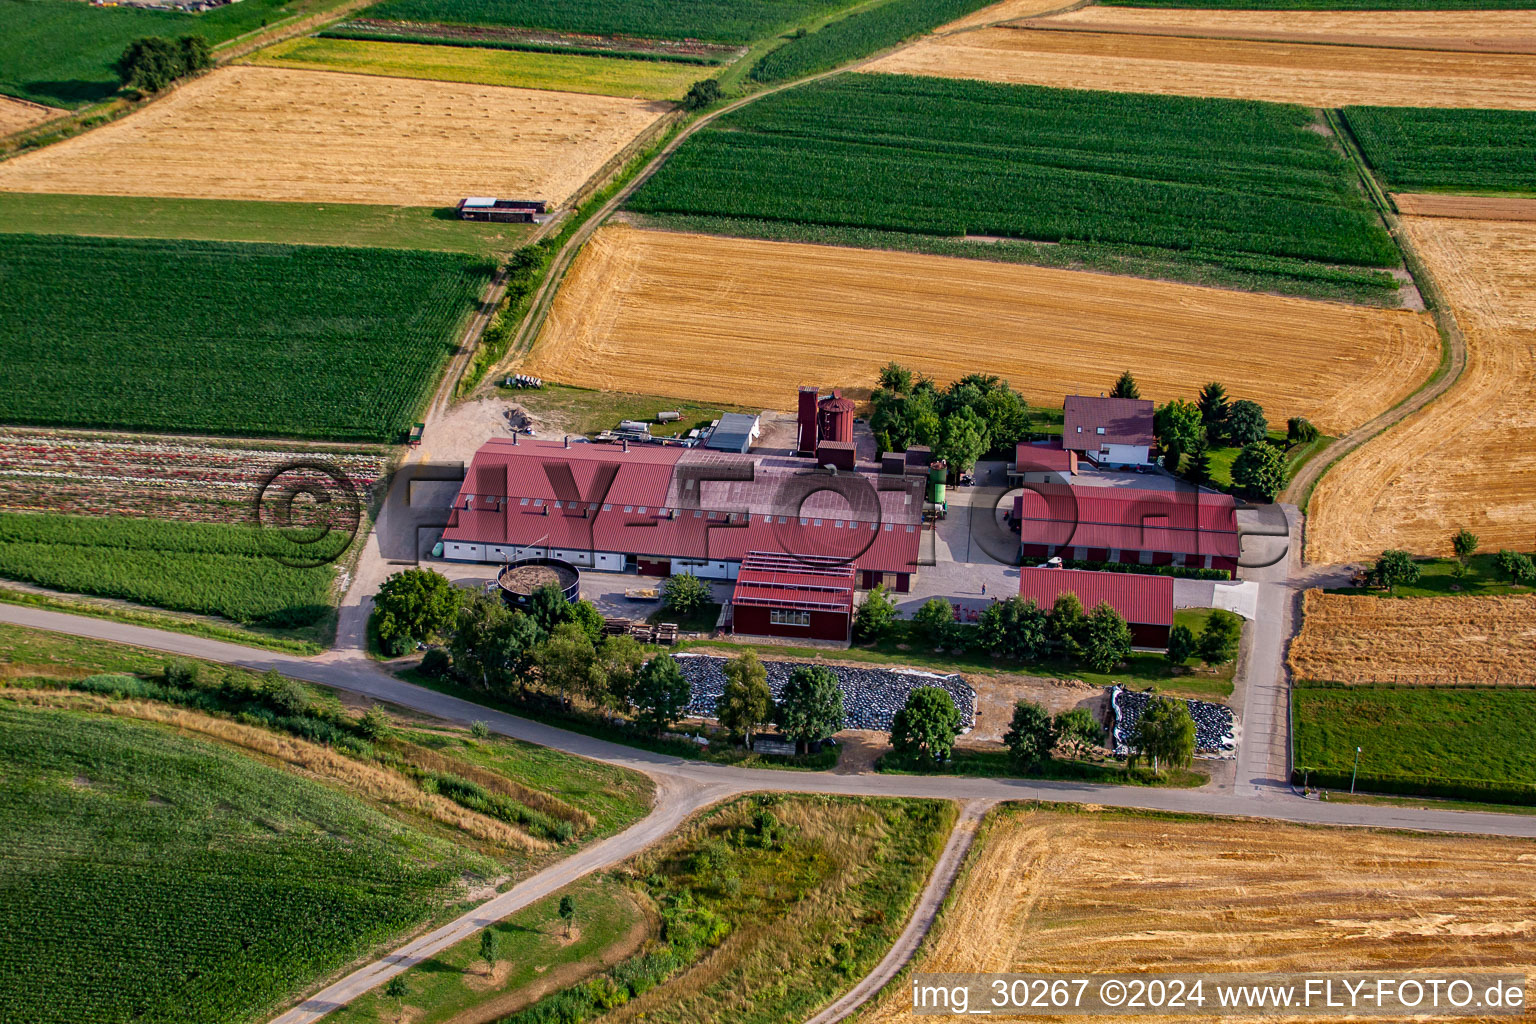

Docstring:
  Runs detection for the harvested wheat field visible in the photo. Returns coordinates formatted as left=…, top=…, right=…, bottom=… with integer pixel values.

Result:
left=935, top=0, right=1076, bottom=32
left=864, top=28, right=1536, bottom=109
left=1025, top=7, right=1536, bottom=54
left=0, top=96, right=61, bottom=136
left=1290, top=590, right=1536, bottom=685
left=1395, top=194, right=1536, bottom=222
left=526, top=225, right=1437, bottom=434
left=1309, top=218, right=1536, bottom=561
left=859, top=805, right=1536, bottom=1024
left=0, top=66, right=669, bottom=207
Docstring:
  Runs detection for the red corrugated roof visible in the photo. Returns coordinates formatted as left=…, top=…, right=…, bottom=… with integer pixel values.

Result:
left=732, top=552, right=855, bottom=612
left=1012, top=484, right=1239, bottom=558
left=1063, top=395, right=1155, bottom=449
left=1014, top=440, right=1076, bottom=473
left=442, top=442, right=924, bottom=573
left=1017, top=567, right=1173, bottom=626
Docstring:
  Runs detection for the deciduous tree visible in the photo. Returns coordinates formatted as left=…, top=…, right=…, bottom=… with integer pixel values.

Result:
left=479, top=928, right=500, bottom=975
left=1374, top=549, right=1421, bottom=593
left=373, top=568, right=462, bottom=656
left=661, top=572, right=711, bottom=616
left=1130, top=696, right=1195, bottom=774
left=889, top=686, right=962, bottom=766
left=631, top=654, right=690, bottom=736
left=1053, top=708, right=1101, bottom=758
left=853, top=584, right=897, bottom=642
left=1225, top=399, right=1268, bottom=446
left=536, top=622, right=606, bottom=708
left=1003, top=700, right=1056, bottom=770
left=775, top=665, right=843, bottom=753
left=912, top=597, right=956, bottom=648
left=1080, top=601, right=1132, bottom=672
left=718, top=650, right=773, bottom=747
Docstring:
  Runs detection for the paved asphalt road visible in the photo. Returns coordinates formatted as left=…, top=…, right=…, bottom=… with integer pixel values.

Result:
left=7, top=600, right=1535, bottom=1024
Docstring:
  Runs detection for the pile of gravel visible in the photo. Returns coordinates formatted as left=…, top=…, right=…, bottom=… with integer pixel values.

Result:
left=672, top=654, right=975, bottom=732
left=1111, top=686, right=1235, bottom=757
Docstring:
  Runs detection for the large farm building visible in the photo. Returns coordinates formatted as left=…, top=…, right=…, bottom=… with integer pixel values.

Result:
left=1013, top=483, right=1240, bottom=573
left=440, top=437, right=927, bottom=591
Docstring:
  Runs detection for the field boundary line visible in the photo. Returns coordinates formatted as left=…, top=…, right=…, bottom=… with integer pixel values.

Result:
left=805, top=799, right=993, bottom=1024
left=935, top=0, right=1093, bottom=36
left=1282, top=109, right=1467, bottom=542
left=994, top=20, right=1536, bottom=57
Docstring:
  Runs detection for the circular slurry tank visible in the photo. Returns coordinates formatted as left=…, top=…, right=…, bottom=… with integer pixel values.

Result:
left=496, top=557, right=580, bottom=609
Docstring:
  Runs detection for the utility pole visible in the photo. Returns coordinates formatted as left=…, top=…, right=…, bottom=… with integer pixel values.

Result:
left=1351, top=746, right=1362, bottom=794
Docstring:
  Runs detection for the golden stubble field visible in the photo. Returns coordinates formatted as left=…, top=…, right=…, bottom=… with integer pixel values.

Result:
left=863, top=27, right=1536, bottom=109
left=0, top=95, right=61, bottom=135
left=1309, top=217, right=1536, bottom=561
left=1289, top=590, right=1536, bottom=685
left=1394, top=194, right=1536, bottom=222
left=0, top=66, right=670, bottom=207
left=525, top=225, right=1438, bottom=434
left=859, top=805, right=1536, bottom=1024
left=1027, top=7, right=1536, bottom=53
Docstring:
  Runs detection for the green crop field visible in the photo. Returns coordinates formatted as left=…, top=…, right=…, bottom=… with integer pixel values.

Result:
left=750, top=0, right=992, bottom=83
left=0, top=193, right=531, bottom=255
left=1294, top=684, right=1536, bottom=804
left=628, top=75, right=1400, bottom=287
left=356, top=0, right=861, bottom=43
left=0, top=513, right=344, bottom=631
left=0, top=703, right=495, bottom=1024
left=0, top=234, right=493, bottom=440
left=0, top=0, right=344, bottom=108
left=1344, top=106, right=1536, bottom=194
left=248, top=36, right=702, bottom=98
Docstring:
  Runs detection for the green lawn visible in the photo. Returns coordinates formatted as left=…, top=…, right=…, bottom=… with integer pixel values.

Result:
left=649, top=600, right=723, bottom=633
left=249, top=36, right=703, bottom=98
left=0, top=0, right=346, bottom=108
left=326, top=877, right=642, bottom=1024
left=0, top=233, right=493, bottom=441
left=1327, top=553, right=1535, bottom=599
left=0, top=192, right=531, bottom=255
left=0, top=702, right=496, bottom=1024
left=1293, top=684, right=1536, bottom=803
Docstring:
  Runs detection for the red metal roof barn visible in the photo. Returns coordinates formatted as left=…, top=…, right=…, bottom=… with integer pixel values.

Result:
left=1017, top=566, right=1174, bottom=647
left=730, top=551, right=855, bottom=642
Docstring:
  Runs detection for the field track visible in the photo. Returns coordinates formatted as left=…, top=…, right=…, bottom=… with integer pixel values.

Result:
left=1023, top=7, right=1536, bottom=53
left=523, top=224, right=1438, bottom=434
left=858, top=807, right=1536, bottom=1023
left=1308, top=217, right=1536, bottom=561
left=865, top=27, right=1536, bottom=108
left=1290, top=590, right=1536, bottom=686
left=0, top=66, right=670, bottom=207
left=0, top=96, right=62, bottom=136
left=1395, top=194, right=1536, bottom=221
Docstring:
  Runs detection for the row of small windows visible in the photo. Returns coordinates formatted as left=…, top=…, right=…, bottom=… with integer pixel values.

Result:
left=485, top=499, right=915, bottom=532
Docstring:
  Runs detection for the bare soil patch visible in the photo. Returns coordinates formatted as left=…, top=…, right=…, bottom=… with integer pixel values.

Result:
left=0, top=66, right=670, bottom=207
left=1395, top=194, right=1536, bottom=222
left=1289, top=590, right=1536, bottom=686
left=860, top=806, right=1536, bottom=1023
left=864, top=27, right=1536, bottom=109
left=0, top=95, right=63, bottom=136
left=1028, top=7, right=1536, bottom=54
left=525, top=225, right=1438, bottom=435
left=963, top=673, right=1103, bottom=746
left=1309, top=217, right=1536, bottom=560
